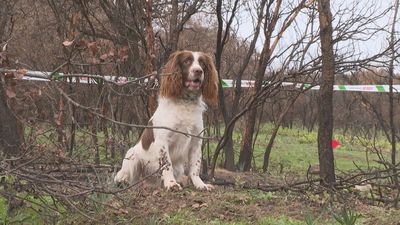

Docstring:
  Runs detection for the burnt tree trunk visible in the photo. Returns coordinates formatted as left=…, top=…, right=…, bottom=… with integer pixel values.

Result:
left=317, top=0, right=336, bottom=185
left=0, top=0, right=20, bottom=158
left=214, top=0, right=240, bottom=171
left=144, top=0, right=157, bottom=116
left=0, top=83, right=21, bottom=157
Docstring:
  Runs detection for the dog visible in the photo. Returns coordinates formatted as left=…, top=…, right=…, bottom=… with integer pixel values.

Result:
left=114, top=50, right=218, bottom=190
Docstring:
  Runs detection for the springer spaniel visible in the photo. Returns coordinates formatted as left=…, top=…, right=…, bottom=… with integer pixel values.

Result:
left=115, top=50, right=218, bottom=190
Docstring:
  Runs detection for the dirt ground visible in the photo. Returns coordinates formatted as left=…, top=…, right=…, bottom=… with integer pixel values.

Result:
left=64, top=169, right=400, bottom=225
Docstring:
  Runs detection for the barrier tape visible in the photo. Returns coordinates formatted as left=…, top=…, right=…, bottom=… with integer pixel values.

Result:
left=221, top=79, right=400, bottom=92
left=1, top=68, right=399, bottom=93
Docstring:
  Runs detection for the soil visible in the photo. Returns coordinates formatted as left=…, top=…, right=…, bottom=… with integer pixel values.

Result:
left=78, top=169, right=400, bottom=225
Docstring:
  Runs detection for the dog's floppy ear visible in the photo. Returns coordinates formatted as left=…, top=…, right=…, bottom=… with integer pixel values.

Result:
left=200, top=53, right=219, bottom=106
left=159, top=51, right=184, bottom=98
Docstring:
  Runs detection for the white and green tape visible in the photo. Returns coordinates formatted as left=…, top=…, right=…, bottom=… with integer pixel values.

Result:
left=1, top=69, right=399, bottom=93
left=222, top=79, right=399, bottom=93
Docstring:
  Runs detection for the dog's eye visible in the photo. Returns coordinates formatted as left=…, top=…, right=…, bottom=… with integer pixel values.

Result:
left=183, top=58, right=192, bottom=65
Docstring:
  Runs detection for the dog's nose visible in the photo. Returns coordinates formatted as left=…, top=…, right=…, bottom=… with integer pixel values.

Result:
left=192, top=68, right=203, bottom=77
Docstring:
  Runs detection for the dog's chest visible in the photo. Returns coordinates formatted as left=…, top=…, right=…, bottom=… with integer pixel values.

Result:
left=153, top=100, right=204, bottom=161
left=155, top=99, right=204, bottom=131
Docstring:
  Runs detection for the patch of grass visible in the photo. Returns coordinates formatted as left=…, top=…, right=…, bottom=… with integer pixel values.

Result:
left=258, top=215, right=304, bottom=225
left=360, top=206, right=400, bottom=225
left=246, top=189, right=274, bottom=202
left=162, top=209, right=201, bottom=225
left=160, top=205, right=305, bottom=225
left=209, top=123, right=390, bottom=175
left=0, top=195, right=48, bottom=225
left=332, top=207, right=362, bottom=225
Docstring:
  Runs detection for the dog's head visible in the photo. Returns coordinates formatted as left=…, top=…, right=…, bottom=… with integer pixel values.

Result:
left=160, top=50, right=219, bottom=105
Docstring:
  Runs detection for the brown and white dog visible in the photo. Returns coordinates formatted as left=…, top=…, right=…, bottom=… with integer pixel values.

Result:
left=114, top=50, right=218, bottom=190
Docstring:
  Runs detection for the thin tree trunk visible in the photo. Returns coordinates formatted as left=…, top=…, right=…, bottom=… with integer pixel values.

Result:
left=144, top=0, right=157, bottom=116
left=69, top=105, right=76, bottom=156
left=214, top=0, right=240, bottom=171
left=263, top=94, right=300, bottom=172
left=317, top=0, right=336, bottom=185
left=238, top=107, right=258, bottom=171
left=165, top=0, right=179, bottom=60
left=388, top=0, right=399, bottom=207
left=55, top=96, right=66, bottom=150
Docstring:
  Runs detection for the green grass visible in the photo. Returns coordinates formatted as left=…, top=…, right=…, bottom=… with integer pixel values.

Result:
left=258, top=216, right=304, bottom=225
left=25, top=122, right=396, bottom=175
left=0, top=194, right=61, bottom=225
left=210, top=123, right=394, bottom=175
left=159, top=206, right=306, bottom=225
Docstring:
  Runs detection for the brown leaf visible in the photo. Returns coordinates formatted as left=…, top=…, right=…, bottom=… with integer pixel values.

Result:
left=200, top=203, right=208, bottom=208
left=62, top=40, right=74, bottom=47
left=5, top=88, right=16, bottom=98
left=191, top=203, right=200, bottom=209
left=100, top=53, right=109, bottom=61
left=117, top=208, right=128, bottom=215
left=91, top=58, right=100, bottom=64
left=87, top=42, right=98, bottom=55
left=71, top=13, right=81, bottom=27
left=54, top=113, right=61, bottom=126
left=119, top=46, right=129, bottom=61
left=15, top=68, right=27, bottom=79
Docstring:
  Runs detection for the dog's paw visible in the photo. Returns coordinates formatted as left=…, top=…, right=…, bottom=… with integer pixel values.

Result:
left=191, top=176, right=213, bottom=191
left=164, top=180, right=182, bottom=191
left=114, top=171, right=130, bottom=187
left=194, top=183, right=214, bottom=191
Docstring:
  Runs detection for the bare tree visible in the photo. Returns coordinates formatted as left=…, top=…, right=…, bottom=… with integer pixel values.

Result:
left=0, top=0, right=21, bottom=157
left=388, top=0, right=400, bottom=206
left=0, top=78, right=21, bottom=157
left=215, top=0, right=241, bottom=171
left=162, top=0, right=205, bottom=60
left=238, top=0, right=307, bottom=171
left=317, top=0, right=335, bottom=185
left=144, top=0, right=157, bottom=115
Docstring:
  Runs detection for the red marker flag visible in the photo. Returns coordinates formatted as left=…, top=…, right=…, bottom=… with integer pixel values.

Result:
left=331, top=139, right=340, bottom=150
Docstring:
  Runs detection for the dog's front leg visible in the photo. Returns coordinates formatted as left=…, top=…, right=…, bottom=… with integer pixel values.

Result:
left=189, top=138, right=213, bottom=191
left=156, top=142, right=182, bottom=191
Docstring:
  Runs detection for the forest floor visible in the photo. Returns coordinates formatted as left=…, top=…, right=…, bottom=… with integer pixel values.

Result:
left=58, top=169, right=400, bottom=225
left=1, top=124, right=400, bottom=224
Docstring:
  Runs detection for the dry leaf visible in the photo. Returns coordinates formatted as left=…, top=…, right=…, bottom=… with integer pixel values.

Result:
left=5, top=88, right=16, bottom=98
left=87, top=41, right=98, bottom=55
left=100, top=53, right=109, bottom=61
left=191, top=203, right=200, bottom=209
left=62, top=40, right=74, bottom=47
left=119, top=46, right=129, bottom=61
left=117, top=208, right=128, bottom=215
left=2, top=43, right=7, bottom=52
left=15, top=68, right=27, bottom=79
left=54, top=113, right=62, bottom=126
